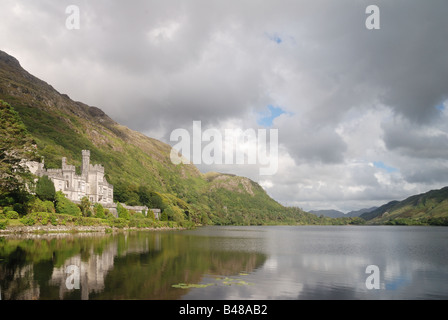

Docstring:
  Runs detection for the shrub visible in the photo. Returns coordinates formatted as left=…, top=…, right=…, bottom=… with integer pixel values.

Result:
left=131, top=211, right=145, bottom=219
left=50, top=214, right=58, bottom=226
left=55, top=191, right=81, bottom=216
left=164, top=206, right=185, bottom=223
left=79, top=196, right=92, bottom=217
left=13, top=203, right=26, bottom=215
left=108, top=217, right=128, bottom=228
left=29, top=197, right=55, bottom=213
left=146, top=209, right=155, bottom=220
left=0, top=219, right=8, bottom=230
left=117, top=202, right=130, bottom=220
left=94, top=203, right=105, bottom=219
left=20, top=215, right=36, bottom=226
left=6, top=210, right=19, bottom=219
left=43, top=201, right=56, bottom=213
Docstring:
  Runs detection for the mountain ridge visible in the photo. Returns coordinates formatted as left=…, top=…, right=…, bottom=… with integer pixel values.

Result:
left=360, top=187, right=448, bottom=225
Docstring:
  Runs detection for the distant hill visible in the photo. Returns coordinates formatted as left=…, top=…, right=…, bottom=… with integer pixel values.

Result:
left=309, top=209, right=345, bottom=218
left=309, top=207, right=377, bottom=218
left=360, top=187, right=448, bottom=225
left=346, top=207, right=378, bottom=217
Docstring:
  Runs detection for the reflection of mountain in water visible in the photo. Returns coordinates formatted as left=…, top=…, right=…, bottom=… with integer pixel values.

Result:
left=0, top=232, right=267, bottom=300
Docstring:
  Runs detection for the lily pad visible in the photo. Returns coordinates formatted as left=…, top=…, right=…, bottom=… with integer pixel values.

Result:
left=172, top=283, right=214, bottom=289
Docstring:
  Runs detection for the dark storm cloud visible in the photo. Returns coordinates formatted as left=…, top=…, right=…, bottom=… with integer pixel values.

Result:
left=383, top=121, right=448, bottom=160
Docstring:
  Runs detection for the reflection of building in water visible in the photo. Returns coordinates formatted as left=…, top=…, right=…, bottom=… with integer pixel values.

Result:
left=0, top=264, right=40, bottom=300
left=51, top=244, right=117, bottom=300
left=50, top=233, right=160, bottom=300
left=0, top=233, right=162, bottom=300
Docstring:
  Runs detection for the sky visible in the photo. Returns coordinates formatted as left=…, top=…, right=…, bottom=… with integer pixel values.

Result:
left=2, top=0, right=448, bottom=212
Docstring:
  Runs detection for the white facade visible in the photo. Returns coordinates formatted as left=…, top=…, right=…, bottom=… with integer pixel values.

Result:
left=27, top=150, right=114, bottom=204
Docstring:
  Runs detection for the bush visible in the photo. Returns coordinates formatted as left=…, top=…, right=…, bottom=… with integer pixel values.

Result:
left=13, top=203, right=26, bottom=215
left=94, top=203, right=105, bottom=219
left=28, top=197, right=55, bottom=213
left=117, top=202, right=130, bottom=220
left=0, top=219, right=8, bottom=230
left=55, top=191, right=81, bottom=216
left=43, top=201, right=56, bottom=213
left=131, top=211, right=145, bottom=219
left=164, top=206, right=185, bottom=223
left=6, top=210, right=19, bottom=219
left=79, top=196, right=92, bottom=217
left=146, top=209, right=155, bottom=220
left=20, top=215, right=36, bottom=226
left=108, top=217, right=128, bottom=228
left=50, top=214, right=58, bottom=226
left=3, top=206, right=13, bottom=213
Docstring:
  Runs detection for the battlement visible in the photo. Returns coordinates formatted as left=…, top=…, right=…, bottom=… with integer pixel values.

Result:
left=90, top=163, right=105, bottom=173
left=62, top=165, right=76, bottom=171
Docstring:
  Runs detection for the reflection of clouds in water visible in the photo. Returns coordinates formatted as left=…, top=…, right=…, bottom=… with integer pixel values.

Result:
left=263, top=257, right=278, bottom=271
left=184, top=225, right=448, bottom=299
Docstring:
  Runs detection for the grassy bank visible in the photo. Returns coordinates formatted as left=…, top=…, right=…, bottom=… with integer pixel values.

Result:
left=0, top=211, right=190, bottom=234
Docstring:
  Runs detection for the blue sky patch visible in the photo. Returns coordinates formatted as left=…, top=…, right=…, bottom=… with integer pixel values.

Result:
left=435, top=103, right=445, bottom=111
left=257, top=105, right=286, bottom=127
left=266, top=32, right=282, bottom=44
left=373, top=161, right=399, bottom=173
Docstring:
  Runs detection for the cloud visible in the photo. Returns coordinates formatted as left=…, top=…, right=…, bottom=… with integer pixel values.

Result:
left=2, top=0, right=448, bottom=211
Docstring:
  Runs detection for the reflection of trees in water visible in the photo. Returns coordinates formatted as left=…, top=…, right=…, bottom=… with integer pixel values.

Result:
left=0, top=232, right=266, bottom=300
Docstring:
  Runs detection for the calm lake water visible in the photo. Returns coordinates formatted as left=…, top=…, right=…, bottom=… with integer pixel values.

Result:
left=1, top=225, right=447, bottom=300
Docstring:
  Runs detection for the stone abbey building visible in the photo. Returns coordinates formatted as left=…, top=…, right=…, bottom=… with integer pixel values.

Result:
left=27, top=150, right=114, bottom=205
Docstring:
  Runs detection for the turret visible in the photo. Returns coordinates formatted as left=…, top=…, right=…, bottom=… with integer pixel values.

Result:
left=81, top=150, right=90, bottom=178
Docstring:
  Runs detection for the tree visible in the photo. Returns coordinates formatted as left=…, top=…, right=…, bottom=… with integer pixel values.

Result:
left=94, top=203, right=105, bottom=219
left=0, top=99, right=38, bottom=197
left=80, top=196, right=92, bottom=217
left=117, top=202, right=130, bottom=220
left=35, top=175, right=56, bottom=201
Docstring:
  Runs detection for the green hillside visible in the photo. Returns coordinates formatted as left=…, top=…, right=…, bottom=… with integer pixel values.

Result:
left=0, top=50, right=322, bottom=226
left=361, top=187, right=448, bottom=225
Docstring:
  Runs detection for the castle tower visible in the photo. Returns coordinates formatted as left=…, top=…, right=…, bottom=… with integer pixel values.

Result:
left=81, top=150, right=90, bottom=178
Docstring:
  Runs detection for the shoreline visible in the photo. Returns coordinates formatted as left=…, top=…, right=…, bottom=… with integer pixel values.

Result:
left=0, top=224, right=186, bottom=235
